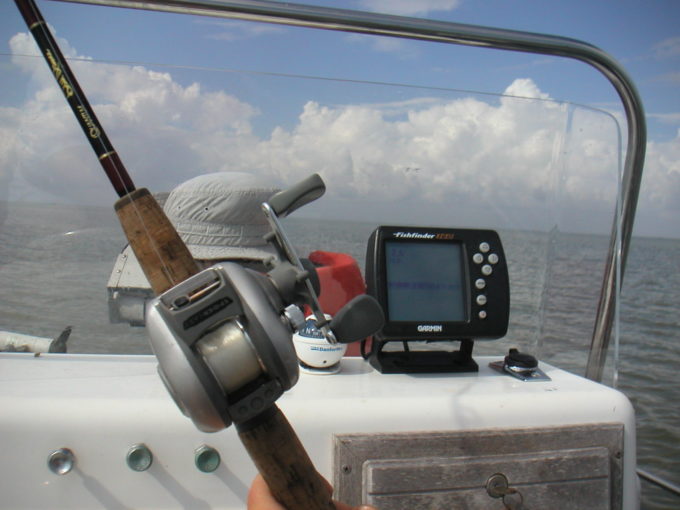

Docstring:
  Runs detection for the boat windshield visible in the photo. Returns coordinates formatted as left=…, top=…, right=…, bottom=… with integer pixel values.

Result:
left=1, top=2, right=627, bottom=372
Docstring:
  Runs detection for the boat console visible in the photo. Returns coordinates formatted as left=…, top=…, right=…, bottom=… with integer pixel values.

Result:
left=0, top=352, right=637, bottom=509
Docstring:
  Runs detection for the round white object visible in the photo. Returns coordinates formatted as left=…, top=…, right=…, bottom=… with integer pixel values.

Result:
left=293, top=315, right=347, bottom=373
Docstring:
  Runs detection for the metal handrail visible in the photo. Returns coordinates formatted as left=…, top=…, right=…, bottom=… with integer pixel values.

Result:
left=637, top=468, right=680, bottom=499
left=52, top=0, right=647, bottom=382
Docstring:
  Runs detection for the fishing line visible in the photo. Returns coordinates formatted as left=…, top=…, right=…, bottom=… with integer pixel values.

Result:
left=1, top=51, right=616, bottom=118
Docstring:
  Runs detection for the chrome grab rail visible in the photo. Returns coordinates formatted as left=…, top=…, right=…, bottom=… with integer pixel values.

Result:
left=637, top=468, right=680, bottom=499
left=52, top=0, right=647, bottom=382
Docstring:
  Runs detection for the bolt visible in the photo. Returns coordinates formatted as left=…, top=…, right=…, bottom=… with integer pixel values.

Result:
left=47, top=448, right=75, bottom=475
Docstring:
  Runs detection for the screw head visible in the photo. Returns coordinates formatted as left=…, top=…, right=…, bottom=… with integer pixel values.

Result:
left=47, top=448, right=75, bottom=475
left=195, top=445, right=221, bottom=473
left=126, top=444, right=153, bottom=472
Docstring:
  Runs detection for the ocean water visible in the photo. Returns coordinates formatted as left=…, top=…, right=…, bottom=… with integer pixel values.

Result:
left=0, top=202, right=678, bottom=509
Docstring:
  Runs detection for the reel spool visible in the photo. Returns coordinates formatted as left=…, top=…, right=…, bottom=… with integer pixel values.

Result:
left=146, top=262, right=300, bottom=432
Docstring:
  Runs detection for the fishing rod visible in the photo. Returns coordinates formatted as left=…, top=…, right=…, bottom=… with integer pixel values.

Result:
left=14, top=0, right=133, bottom=198
left=13, top=1, right=367, bottom=508
left=13, top=0, right=198, bottom=295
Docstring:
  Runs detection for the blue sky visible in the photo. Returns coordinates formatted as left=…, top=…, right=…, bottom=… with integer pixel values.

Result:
left=0, top=0, right=678, bottom=237
left=3, top=0, right=676, bottom=136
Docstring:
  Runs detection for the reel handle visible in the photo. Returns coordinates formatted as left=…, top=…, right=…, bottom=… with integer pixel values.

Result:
left=268, top=173, right=325, bottom=218
left=237, top=404, right=335, bottom=510
left=331, top=294, right=385, bottom=344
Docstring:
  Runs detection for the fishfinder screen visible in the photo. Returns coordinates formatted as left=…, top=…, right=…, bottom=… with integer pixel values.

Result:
left=366, top=226, right=509, bottom=345
left=385, top=241, right=466, bottom=322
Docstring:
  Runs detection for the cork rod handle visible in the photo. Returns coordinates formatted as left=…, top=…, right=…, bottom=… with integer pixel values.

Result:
left=238, top=405, right=336, bottom=510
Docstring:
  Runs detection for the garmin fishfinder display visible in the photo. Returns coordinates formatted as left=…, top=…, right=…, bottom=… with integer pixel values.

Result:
left=366, top=226, right=510, bottom=342
left=385, top=241, right=466, bottom=322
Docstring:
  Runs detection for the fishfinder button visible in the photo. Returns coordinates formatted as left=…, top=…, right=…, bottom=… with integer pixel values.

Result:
left=488, top=253, right=499, bottom=264
left=479, top=242, right=490, bottom=253
left=481, top=264, right=493, bottom=276
left=475, top=278, right=486, bottom=290
left=476, top=295, right=487, bottom=306
left=473, top=253, right=484, bottom=264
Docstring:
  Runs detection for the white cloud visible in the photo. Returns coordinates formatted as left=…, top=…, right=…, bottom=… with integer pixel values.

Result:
left=637, top=130, right=680, bottom=230
left=654, top=36, right=680, bottom=59
left=197, top=19, right=286, bottom=41
left=358, top=0, right=461, bottom=16
left=4, top=31, right=257, bottom=201
left=648, top=112, right=680, bottom=124
left=2, top=30, right=678, bottom=237
left=652, top=71, right=680, bottom=85
left=349, top=0, right=462, bottom=56
left=221, top=79, right=623, bottom=232
left=345, top=33, right=418, bottom=57
left=10, top=28, right=77, bottom=68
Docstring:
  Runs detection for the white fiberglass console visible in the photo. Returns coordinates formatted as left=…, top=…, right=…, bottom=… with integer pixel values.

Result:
left=0, top=353, right=637, bottom=509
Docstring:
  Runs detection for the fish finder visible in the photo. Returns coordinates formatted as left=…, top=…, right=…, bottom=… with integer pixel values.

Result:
left=365, top=226, right=510, bottom=373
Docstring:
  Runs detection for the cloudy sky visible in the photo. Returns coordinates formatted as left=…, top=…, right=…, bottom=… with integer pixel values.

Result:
left=0, top=0, right=678, bottom=237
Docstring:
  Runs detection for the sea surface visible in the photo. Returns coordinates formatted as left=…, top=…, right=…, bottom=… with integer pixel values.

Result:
left=0, top=201, right=678, bottom=509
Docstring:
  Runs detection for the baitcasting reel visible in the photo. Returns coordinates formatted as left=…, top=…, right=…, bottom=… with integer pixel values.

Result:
left=146, top=174, right=384, bottom=432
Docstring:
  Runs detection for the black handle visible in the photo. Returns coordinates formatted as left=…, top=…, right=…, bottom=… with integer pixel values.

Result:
left=331, top=295, right=385, bottom=344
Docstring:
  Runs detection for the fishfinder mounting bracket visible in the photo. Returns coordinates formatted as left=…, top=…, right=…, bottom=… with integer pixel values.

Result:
left=367, top=338, right=478, bottom=374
